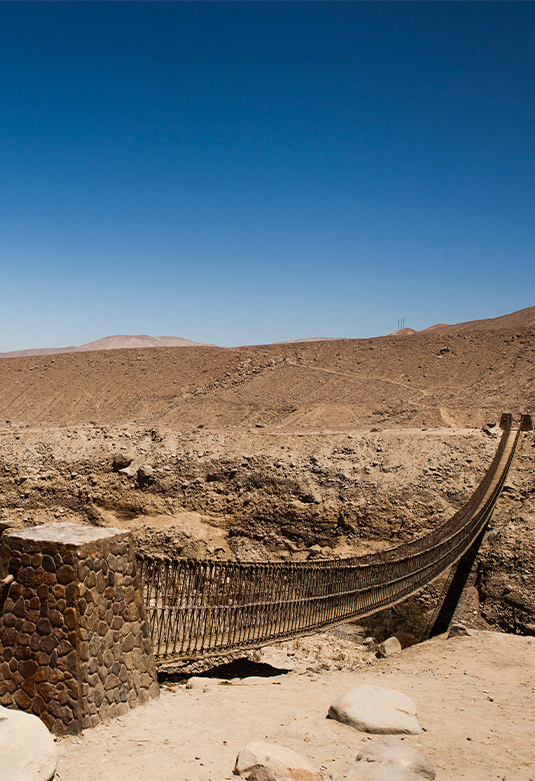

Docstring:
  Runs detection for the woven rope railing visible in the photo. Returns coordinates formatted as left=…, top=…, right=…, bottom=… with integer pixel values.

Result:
left=137, top=414, right=530, bottom=664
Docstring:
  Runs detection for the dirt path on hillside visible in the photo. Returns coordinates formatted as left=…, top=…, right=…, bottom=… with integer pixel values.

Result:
left=2, top=318, right=534, bottom=429
left=56, top=630, right=535, bottom=781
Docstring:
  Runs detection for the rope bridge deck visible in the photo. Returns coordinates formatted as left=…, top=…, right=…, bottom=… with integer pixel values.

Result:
left=137, top=414, right=532, bottom=665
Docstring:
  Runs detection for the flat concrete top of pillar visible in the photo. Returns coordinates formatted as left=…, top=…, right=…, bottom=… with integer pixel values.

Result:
left=4, top=521, right=129, bottom=547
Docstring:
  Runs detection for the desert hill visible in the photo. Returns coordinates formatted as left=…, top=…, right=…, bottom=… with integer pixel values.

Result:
left=389, top=305, right=535, bottom=336
left=76, top=334, right=211, bottom=351
left=0, top=334, right=210, bottom=359
left=419, top=305, right=535, bottom=334
left=0, top=307, right=533, bottom=429
left=274, top=336, right=346, bottom=344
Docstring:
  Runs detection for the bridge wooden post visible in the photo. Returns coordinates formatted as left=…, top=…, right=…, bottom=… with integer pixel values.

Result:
left=500, top=413, right=513, bottom=429
left=520, top=414, right=533, bottom=431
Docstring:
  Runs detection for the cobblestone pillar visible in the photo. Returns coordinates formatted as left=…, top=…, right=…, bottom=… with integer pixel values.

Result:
left=0, top=522, right=159, bottom=734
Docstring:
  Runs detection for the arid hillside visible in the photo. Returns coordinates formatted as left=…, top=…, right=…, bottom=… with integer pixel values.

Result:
left=0, top=307, right=534, bottom=429
left=0, top=307, right=533, bottom=638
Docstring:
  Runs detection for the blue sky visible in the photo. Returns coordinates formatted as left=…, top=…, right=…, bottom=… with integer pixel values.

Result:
left=1, top=2, right=533, bottom=350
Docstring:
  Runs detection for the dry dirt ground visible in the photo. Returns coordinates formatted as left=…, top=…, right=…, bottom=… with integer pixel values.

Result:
left=0, top=308, right=534, bottom=431
left=0, top=307, right=534, bottom=779
left=55, top=629, right=535, bottom=781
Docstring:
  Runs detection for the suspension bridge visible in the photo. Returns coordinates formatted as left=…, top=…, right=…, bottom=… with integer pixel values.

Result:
left=137, top=413, right=532, bottom=665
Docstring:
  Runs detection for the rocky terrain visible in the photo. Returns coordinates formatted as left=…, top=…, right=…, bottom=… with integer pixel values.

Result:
left=0, top=307, right=534, bottom=638
left=0, top=306, right=534, bottom=780
left=0, top=420, right=533, bottom=639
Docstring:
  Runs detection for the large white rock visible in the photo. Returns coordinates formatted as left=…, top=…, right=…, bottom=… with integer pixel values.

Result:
left=0, top=705, right=58, bottom=781
left=343, top=735, right=436, bottom=780
left=328, top=685, right=420, bottom=735
left=234, top=740, right=322, bottom=780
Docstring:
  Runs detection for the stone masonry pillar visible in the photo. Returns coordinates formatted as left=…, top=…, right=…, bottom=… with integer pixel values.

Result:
left=0, top=522, right=159, bottom=734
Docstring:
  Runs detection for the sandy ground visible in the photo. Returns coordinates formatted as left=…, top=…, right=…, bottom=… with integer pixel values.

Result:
left=56, top=630, right=535, bottom=781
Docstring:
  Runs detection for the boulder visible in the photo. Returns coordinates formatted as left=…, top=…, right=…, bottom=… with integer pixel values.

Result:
left=112, top=452, right=132, bottom=471
left=118, top=464, right=138, bottom=479
left=185, top=676, right=216, bottom=691
left=234, top=741, right=322, bottom=780
left=448, top=623, right=472, bottom=638
left=0, top=705, right=58, bottom=781
left=137, top=463, right=154, bottom=484
left=343, top=735, right=435, bottom=780
left=328, top=685, right=420, bottom=735
left=376, top=636, right=402, bottom=658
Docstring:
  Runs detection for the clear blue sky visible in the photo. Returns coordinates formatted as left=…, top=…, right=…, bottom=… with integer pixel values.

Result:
left=1, top=2, right=533, bottom=350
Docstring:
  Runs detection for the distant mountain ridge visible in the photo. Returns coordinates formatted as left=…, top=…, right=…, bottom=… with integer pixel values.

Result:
left=1, top=307, right=533, bottom=358
left=0, top=334, right=211, bottom=359
left=274, top=336, right=346, bottom=345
